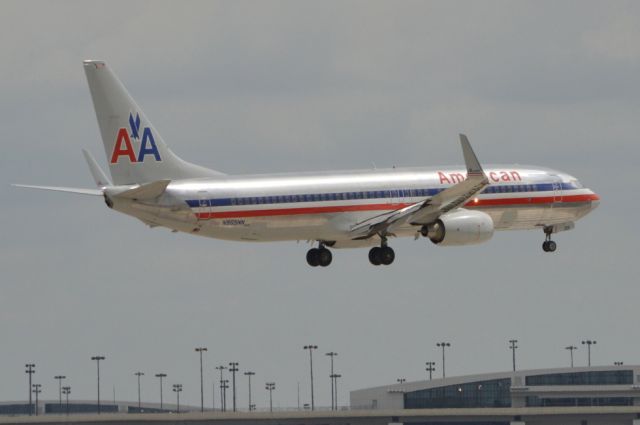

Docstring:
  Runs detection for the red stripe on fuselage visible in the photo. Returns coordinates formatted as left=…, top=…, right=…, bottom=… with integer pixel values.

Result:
left=194, top=194, right=599, bottom=219
left=469, top=193, right=599, bottom=207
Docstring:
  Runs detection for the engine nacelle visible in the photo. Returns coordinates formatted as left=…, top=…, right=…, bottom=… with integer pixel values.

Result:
left=423, top=209, right=494, bottom=246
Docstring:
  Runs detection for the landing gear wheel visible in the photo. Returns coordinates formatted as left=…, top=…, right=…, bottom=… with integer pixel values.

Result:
left=542, top=228, right=557, bottom=253
left=306, top=248, right=321, bottom=267
left=368, top=247, right=382, bottom=266
left=318, top=248, right=332, bottom=267
left=380, top=246, right=395, bottom=265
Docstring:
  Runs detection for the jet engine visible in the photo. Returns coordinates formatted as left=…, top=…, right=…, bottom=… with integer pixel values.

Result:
left=421, top=209, right=494, bottom=246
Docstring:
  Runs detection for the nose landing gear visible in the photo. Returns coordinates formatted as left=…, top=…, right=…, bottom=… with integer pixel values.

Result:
left=542, top=227, right=557, bottom=252
left=306, top=243, right=333, bottom=267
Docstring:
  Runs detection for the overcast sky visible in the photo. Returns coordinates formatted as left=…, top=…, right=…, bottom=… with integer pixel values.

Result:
left=1, top=0, right=639, bottom=410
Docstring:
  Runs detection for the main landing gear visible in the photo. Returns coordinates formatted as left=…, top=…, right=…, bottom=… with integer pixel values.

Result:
left=368, top=237, right=395, bottom=266
left=306, top=244, right=332, bottom=267
left=542, top=227, right=557, bottom=253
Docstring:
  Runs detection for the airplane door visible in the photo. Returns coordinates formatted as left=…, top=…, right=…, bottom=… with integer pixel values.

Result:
left=198, top=191, right=211, bottom=220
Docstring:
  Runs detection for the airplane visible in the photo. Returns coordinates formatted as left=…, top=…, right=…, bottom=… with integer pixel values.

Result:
left=15, top=60, right=600, bottom=267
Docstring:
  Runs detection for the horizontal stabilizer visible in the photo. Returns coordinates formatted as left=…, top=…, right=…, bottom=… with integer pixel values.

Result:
left=113, top=179, right=171, bottom=200
left=12, top=184, right=103, bottom=196
left=82, top=149, right=111, bottom=187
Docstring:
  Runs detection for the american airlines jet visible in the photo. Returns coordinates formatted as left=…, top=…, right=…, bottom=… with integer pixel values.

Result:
left=16, top=60, right=600, bottom=267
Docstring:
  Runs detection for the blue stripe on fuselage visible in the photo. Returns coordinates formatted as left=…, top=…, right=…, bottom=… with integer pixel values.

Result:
left=185, top=182, right=579, bottom=208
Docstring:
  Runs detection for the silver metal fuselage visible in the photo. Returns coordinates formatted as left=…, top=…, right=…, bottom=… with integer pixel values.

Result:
left=107, top=165, right=599, bottom=247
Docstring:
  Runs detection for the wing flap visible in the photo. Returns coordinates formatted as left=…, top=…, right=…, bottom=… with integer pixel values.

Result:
left=350, top=200, right=429, bottom=239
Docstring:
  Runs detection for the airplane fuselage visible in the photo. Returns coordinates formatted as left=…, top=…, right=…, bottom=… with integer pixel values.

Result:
left=108, top=164, right=599, bottom=247
left=18, top=62, right=601, bottom=267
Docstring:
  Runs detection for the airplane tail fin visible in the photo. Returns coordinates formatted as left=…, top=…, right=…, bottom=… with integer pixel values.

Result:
left=83, top=60, right=225, bottom=185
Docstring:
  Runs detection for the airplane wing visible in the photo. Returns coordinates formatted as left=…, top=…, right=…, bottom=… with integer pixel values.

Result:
left=12, top=184, right=103, bottom=196
left=350, top=134, right=489, bottom=240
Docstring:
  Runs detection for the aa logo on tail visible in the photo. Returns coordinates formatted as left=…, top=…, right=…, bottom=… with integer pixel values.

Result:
left=110, top=113, right=161, bottom=164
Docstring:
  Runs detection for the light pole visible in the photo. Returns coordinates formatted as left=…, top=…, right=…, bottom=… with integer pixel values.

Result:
left=229, top=362, right=239, bottom=412
left=195, top=347, right=207, bottom=413
left=25, top=364, right=35, bottom=416
left=425, top=362, right=435, bottom=380
left=331, top=374, right=341, bottom=409
left=325, top=352, right=337, bottom=410
left=172, top=384, right=182, bottom=413
left=509, top=339, right=518, bottom=371
left=91, top=356, right=105, bottom=414
left=54, top=375, right=66, bottom=408
left=614, top=361, right=624, bottom=366
left=221, top=379, right=229, bottom=412
left=215, top=366, right=227, bottom=412
left=265, top=382, right=275, bottom=412
left=436, top=342, right=451, bottom=378
left=32, top=384, right=41, bottom=416
left=244, top=371, right=255, bottom=411
left=565, top=346, right=577, bottom=368
left=134, top=372, right=144, bottom=409
left=155, top=373, right=167, bottom=410
left=397, top=378, right=406, bottom=384
left=303, top=345, right=318, bottom=410
left=581, top=340, right=597, bottom=366
left=62, top=386, right=71, bottom=416
left=212, top=376, right=215, bottom=410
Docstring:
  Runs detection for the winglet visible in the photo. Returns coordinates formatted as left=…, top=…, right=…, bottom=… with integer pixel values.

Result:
left=459, top=134, right=485, bottom=177
left=82, top=149, right=112, bottom=188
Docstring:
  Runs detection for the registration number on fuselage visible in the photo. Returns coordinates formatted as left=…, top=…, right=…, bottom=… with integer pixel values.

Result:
left=222, top=219, right=246, bottom=226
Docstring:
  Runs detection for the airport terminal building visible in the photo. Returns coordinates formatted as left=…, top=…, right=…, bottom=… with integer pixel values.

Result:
left=351, top=365, right=640, bottom=410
